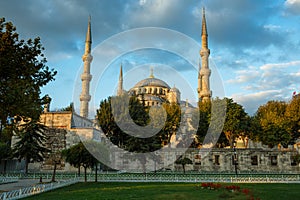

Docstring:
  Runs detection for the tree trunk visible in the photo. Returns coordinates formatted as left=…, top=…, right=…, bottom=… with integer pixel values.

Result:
left=84, top=166, right=87, bottom=182
left=182, top=164, right=185, bottom=174
left=78, top=166, right=80, bottom=176
left=51, top=162, right=57, bottom=182
left=225, top=131, right=233, bottom=148
left=95, top=163, right=98, bottom=182
left=3, top=160, right=7, bottom=174
left=25, top=158, right=29, bottom=174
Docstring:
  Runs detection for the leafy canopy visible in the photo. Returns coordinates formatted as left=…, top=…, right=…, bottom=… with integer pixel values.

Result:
left=0, top=18, right=57, bottom=126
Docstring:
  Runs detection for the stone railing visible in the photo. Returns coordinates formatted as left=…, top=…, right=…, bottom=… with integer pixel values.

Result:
left=0, top=177, right=18, bottom=185
left=0, top=178, right=79, bottom=200
left=81, top=172, right=300, bottom=183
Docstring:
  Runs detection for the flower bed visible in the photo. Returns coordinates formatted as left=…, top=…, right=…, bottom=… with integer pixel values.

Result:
left=198, top=182, right=260, bottom=200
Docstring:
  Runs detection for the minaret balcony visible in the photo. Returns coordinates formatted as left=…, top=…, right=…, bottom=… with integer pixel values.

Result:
left=81, top=73, right=92, bottom=81
left=82, top=54, right=93, bottom=62
left=200, top=68, right=211, bottom=76
left=200, top=90, right=212, bottom=97
left=80, top=94, right=91, bottom=101
left=200, top=48, right=210, bottom=57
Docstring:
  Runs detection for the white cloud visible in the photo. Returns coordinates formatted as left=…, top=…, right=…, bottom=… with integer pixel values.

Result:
left=260, top=60, right=300, bottom=70
left=232, top=90, right=283, bottom=115
left=127, top=0, right=179, bottom=25
left=226, top=59, right=300, bottom=114
left=285, top=0, right=300, bottom=15
left=226, top=66, right=260, bottom=84
left=263, top=24, right=281, bottom=31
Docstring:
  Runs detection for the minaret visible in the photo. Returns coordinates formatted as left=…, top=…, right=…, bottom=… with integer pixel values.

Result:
left=117, top=64, right=124, bottom=96
left=80, top=16, right=93, bottom=118
left=198, top=7, right=212, bottom=102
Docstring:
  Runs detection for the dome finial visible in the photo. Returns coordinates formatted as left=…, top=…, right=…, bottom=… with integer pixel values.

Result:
left=149, top=66, right=154, bottom=78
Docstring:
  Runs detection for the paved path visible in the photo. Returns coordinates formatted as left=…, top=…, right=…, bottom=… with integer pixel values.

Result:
left=0, top=179, right=51, bottom=192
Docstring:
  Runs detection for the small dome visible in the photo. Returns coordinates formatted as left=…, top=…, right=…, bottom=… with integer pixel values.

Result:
left=170, top=86, right=180, bottom=93
left=133, top=77, right=170, bottom=89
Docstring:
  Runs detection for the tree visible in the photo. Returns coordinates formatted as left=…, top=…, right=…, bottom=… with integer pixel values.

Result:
left=222, top=98, right=249, bottom=148
left=97, top=97, right=122, bottom=146
left=47, top=136, right=64, bottom=182
left=0, top=142, right=11, bottom=174
left=255, top=100, right=291, bottom=148
left=97, top=96, right=182, bottom=173
left=81, top=145, right=98, bottom=182
left=60, top=103, right=74, bottom=112
left=0, top=18, right=56, bottom=135
left=285, top=95, right=300, bottom=143
left=175, top=156, right=192, bottom=174
left=83, top=140, right=110, bottom=182
left=12, top=120, right=49, bottom=173
left=195, top=100, right=211, bottom=146
left=160, top=103, right=181, bottom=146
left=63, top=142, right=98, bottom=182
left=62, top=143, right=82, bottom=176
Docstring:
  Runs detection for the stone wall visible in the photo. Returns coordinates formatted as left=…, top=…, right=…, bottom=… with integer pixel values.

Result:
left=110, top=148, right=300, bottom=173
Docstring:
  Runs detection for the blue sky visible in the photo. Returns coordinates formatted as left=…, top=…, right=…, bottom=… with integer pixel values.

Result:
left=1, top=0, right=300, bottom=117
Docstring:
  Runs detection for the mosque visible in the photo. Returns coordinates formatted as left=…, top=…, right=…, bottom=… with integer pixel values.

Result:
left=79, top=8, right=212, bottom=117
left=74, top=8, right=300, bottom=173
left=3, top=8, right=299, bottom=173
left=26, top=8, right=212, bottom=172
left=118, top=67, right=182, bottom=106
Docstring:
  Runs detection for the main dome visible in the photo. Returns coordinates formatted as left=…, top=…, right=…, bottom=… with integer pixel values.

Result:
left=133, top=77, right=170, bottom=89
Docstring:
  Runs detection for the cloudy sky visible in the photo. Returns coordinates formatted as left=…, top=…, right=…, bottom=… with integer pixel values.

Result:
left=1, top=0, right=300, bottom=117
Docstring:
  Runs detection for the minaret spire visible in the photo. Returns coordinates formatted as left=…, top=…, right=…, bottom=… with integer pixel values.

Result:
left=85, top=15, right=92, bottom=54
left=201, top=7, right=208, bottom=49
left=198, top=7, right=212, bottom=102
left=117, top=64, right=124, bottom=96
left=80, top=16, right=93, bottom=118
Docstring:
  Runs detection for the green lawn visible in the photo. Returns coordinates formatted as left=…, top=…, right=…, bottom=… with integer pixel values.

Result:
left=24, top=182, right=300, bottom=200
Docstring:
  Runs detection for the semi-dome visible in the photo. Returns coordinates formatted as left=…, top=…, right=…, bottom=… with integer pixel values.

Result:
left=133, top=77, right=170, bottom=89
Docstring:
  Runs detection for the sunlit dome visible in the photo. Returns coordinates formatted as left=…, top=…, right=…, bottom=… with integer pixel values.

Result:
left=133, top=77, right=170, bottom=89
left=132, top=68, right=170, bottom=89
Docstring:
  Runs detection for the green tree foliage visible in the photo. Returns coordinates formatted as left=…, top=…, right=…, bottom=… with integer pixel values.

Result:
left=0, top=126, right=14, bottom=144
left=97, top=96, right=182, bottom=172
left=97, top=96, right=183, bottom=151
left=0, top=142, right=11, bottom=173
left=12, top=120, right=49, bottom=173
left=62, top=142, right=98, bottom=182
left=0, top=18, right=57, bottom=130
left=62, top=143, right=83, bottom=176
left=160, top=103, right=181, bottom=145
left=0, top=142, right=11, bottom=161
left=222, top=98, right=249, bottom=147
left=175, top=156, right=193, bottom=174
left=255, top=100, right=291, bottom=148
left=60, top=102, right=74, bottom=112
left=285, top=95, right=300, bottom=143
left=195, top=98, right=248, bottom=148
left=196, top=100, right=211, bottom=146
left=83, top=140, right=111, bottom=181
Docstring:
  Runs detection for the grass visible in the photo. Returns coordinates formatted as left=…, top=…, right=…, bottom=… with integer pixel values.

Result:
left=23, top=182, right=300, bottom=200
